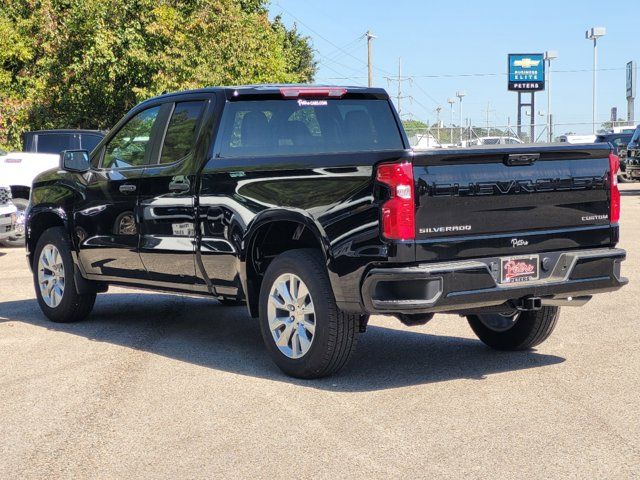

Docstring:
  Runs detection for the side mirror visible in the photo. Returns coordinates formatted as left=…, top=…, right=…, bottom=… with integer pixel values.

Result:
left=60, top=149, right=90, bottom=172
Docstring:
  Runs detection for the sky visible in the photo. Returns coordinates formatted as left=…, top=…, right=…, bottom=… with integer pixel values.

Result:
left=270, top=0, right=639, bottom=135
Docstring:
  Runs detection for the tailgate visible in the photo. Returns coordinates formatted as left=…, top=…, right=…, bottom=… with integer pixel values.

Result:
left=412, top=144, right=615, bottom=262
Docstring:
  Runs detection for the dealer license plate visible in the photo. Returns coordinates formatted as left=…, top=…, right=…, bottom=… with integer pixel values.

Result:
left=500, top=255, right=540, bottom=284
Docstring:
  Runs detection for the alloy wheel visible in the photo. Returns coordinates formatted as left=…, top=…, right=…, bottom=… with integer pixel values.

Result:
left=267, top=273, right=316, bottom=359
left=37, top=244, right=66, bottom=308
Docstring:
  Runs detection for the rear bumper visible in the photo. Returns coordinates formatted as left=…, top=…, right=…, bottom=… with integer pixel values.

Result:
left=361, top=248, right=627, bottom=314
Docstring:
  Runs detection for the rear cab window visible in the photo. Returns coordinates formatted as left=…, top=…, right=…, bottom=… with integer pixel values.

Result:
left=216, top=98, right=403, bottom=157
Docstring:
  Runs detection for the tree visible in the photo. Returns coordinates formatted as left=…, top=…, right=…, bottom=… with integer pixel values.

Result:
left=0, top=0, right=317, bottom=150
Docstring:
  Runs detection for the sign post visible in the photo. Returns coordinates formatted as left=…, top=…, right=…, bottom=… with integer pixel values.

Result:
left=508, top=53, right=545, bottom=142
left=627, top=61, right=636, bottom=123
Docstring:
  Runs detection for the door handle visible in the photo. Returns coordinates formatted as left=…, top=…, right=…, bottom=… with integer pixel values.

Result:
left=119, top=184, right=137, bottom=193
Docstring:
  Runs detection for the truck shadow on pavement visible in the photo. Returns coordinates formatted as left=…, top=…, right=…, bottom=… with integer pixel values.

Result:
left=0, top=292, right=565, bottom=391
left=620, top=188, right=640, bottom=196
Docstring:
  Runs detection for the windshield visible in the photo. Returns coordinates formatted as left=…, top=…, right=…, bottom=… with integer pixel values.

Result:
left=217, top=98, right=404, bottom=157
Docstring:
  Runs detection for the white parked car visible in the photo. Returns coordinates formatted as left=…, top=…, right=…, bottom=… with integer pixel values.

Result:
left=0, top=185, right=18, bottom=244
left=467, top=136, right=524, bottom=146
left=0, top=129, right=104, bottom=246
left=557, top=134, right=597, bottom=144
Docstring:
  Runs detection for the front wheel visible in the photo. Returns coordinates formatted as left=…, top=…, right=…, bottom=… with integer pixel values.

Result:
left=258, top=249, right=359, bottom=379
left=33, top=227, right=96, bottom=323
left=467, top=306, right=559, bottom=350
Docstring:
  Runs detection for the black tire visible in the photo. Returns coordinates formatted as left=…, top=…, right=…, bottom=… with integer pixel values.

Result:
left=618, top=173, right=633, bottom=183
left=33, top=227, right=96, bottom=323
left=467, top=306, right=559, bottom=351
left=258, top=249, right=359, bottom=379
left=2, top=197, right=28, bottom=247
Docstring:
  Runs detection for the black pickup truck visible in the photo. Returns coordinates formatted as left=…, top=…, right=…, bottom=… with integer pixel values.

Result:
left=26, top=85, right=627, bottom=378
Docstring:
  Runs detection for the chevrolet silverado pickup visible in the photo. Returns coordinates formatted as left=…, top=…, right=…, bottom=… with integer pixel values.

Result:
left=26, top=85, right=627, bottom=378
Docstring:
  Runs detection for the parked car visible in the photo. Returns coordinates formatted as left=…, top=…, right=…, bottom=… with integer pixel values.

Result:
left=467, top=136, right=523, bottom=146
left=626, top=125, right=640, bottom=181
left=26, top=85, right=627, bottom=378
left=609, top=125, right=636, bottom=134
left=0, top=129, right=105, bottom=246
left=557, top=134, right=597, bottom=143
left=596, top=132, right=635, bottom=182
left=0, top=185, right=18, bottom=244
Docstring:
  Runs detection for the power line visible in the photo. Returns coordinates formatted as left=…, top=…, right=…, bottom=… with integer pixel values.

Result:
left=321, top=36, right=365, bottom=62
left=408, top=78, right=442, bottom=108
left=273, top=3, right=395, bottom=77
left=316, top=66, right=630, bottom=81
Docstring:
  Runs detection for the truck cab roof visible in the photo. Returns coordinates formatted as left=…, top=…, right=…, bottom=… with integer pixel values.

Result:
left=138, top=85, right=390, bottom=106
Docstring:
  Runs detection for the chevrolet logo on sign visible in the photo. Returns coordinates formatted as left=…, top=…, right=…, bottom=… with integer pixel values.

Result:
left=514, top=58, right=541, bottom=69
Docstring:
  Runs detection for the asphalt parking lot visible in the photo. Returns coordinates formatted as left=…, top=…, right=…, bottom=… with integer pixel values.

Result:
left=1, top=184, right=639, bottom=479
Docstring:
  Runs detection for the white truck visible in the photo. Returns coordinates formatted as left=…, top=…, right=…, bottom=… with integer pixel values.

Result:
left=0, top=129, right=104, bottom=246
left=0, top=185, right=17, bottom=244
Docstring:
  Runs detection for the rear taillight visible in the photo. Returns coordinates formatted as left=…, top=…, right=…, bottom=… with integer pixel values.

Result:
left=376, top=162, right=415, bottom=240
left=609, top=152, right=620, bottom=223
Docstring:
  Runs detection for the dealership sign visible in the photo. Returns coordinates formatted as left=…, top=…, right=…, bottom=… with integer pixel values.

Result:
left=627, top=61, right=636, bottom=100
left=508, top=54, right=545, bottom=91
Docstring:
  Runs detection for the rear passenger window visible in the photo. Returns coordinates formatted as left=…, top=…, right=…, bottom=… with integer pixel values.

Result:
left=160, top=101, right=206, bottom=164
left=217, top=99, right=403, bottom=157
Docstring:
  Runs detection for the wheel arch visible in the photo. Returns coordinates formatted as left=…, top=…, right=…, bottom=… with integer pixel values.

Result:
left=241, top=210, right=334, bottom=317
left=26, top=207, right=69, bottom=269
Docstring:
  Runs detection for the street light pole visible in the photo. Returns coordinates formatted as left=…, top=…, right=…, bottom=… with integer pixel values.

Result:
left=447, top=98, right=455, bottom=144
left=586, top=27, right=606, bottom=134
left=456, top=91, right=466, bottom=145
left=544, top=50, right=558, bottom=142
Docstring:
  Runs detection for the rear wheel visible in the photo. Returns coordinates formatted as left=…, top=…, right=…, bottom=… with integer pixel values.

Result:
left=618, top=172, right=634, bottom=183
left=258, top=249, right=359, bottom=379
left=33, top=227, right=96, bottom=323
left=2, top=197, right=28, bottom=247
left=467, top=306, right=559, bottom=350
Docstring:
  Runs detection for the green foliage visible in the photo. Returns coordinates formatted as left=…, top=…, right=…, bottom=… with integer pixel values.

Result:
left=0, top=0, right=317, bottom=150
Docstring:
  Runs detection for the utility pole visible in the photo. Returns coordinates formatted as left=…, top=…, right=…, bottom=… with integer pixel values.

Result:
left=435, top=106, right=442, bottom=142
left=385, top=57, right=411, bottom=119
left=482, top=101, right=495, bottom=136
left=366, top=30, right=376, bottom=88
left=398, top=57, right=402, bottom=116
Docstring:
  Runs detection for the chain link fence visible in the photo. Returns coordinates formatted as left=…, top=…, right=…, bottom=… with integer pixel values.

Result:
left=404, top=121, right=637, bottom=149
